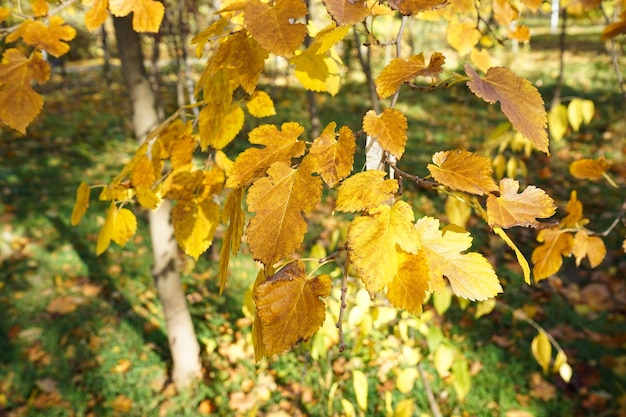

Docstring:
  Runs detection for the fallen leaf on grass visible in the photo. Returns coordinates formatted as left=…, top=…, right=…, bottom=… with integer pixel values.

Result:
left=112, top=394, right=133, bottom=412
left=529, top=372, right=556, bottom=401
left=579, top=283, right=614, bottom=312
left=111, top=359, right=132, bottom=374
left=46, top=296, right=82, bottom=315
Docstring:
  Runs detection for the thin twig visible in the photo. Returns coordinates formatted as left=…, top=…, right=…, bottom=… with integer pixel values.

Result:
left=387, top=159, right=438, bottom=188
left=389, top=16, right=408, bottom=109
left=319, top=245, right=346, bottom=263
left=600, top=4, right=626, bottom=105
left=336, top=256, right=350, bottom=352
left=417, top=362, right=443, bottom=417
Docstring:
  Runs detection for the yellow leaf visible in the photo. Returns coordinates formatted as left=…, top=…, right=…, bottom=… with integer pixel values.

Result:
left=135, top=186, right=159, bottom=209
left=172, top=199, right=220, bottom=260
left=244, top=0, right=307, bottom=57
left=415, top=217, right=502, bottom=300
left=447, top=21, right=481, bottom=56
left=572, top=231, right=606, bottom=268
left=531, top=228, right=574, bottom=281
left=336, top=171, right=399, bottom=212
left=561, top=190, right=586, bottom=228
left=433, top=286, right=452, bottom=315
left=85, top=0, right=109, bottom=31
left=531, top=330, right=552, bottom=373
left=475, top=297, right=497, bottom=318
left=558, top=362, right=573, bottom=383
left=363, top=109, right=408, bottom=159
left=569, top=157, right=610, bottom=180
left=200, top=104, right=244, bottom=150
left=493, top=0, right=519, bottom=25
left=109, top=0, right=164, bottom=33
left=520, top=0, right=542, bottom=11
left=396, top=367, right=418, bottom=394
left=434, top=344, right=455, bottom=376
left=428, top=150, right=498, bottom=195
left=470, top=48, right=492, bottom=73
left=18, top=16, right=76, bottom=57
left=445, top=194, right=471, bottom=227
left=246, top=160, right=322, bottom=267
left=567, top=98, right=585, bottom=132
left=322, top=0, right=370, bottom=25
left=246, top=91, right=276, bottom=118
left=97, top=202, right=117, bottom=255
left=219, top=188, right=245, bottom=294
left=487, top=178, right=556, bottom=228
left=255, top=261, right=331, bottom=356
left=0, top=49, right=49, bottom=133
left=31, top=0, right=49, bottom=17
left=190, top=17, right=230, bottom=58
left=348, top=201, right=419, bottom=293
left=130, top=155, right=156, bottom=188
left=352, top=369, right=368, bottom=411
left=226, top=122, right=306, bottom=189
left=112, top=208, right=136, bottom=247
left=291, top=49, right=342, bottom=96
left=71, top=182, right=91, bottom=226
left=548, top=104, right=568, bottom=142
left=452, top=358, right=471, bottom=401
left=493, top=226, right=531, bottom=284
left=508, top=25, right=530, bottom=42
left=375, top=52, right=445, bottom=99
left=388, top=0, right=449, bottom=15
left=306, top=22, right=351, bottom=55
left=386, top=251, right=430, bottom=316
left=465, top=64, right=549, bottom=154
left=394, top=399, right=415, bottom=417
left=309, top=122, right=356, bottom=187
left=0, top=7, right=11, bottom=23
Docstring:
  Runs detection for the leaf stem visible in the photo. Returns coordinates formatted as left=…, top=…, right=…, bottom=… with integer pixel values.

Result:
left=336, top=255, right=350, bottom=352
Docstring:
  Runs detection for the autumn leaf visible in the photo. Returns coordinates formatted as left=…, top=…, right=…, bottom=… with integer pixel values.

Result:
left=493, top=0, right=519, bottom=25
left=561, top=190, right=586, bottom=228
left=548, top=103, right=568, bottom=142
left=493, top=226, right=531, bottom=284
left=172, top=199, right=220, bottom=260
left=85, top=0, right=109, bottom=31
left=336, top=171, right=398, bottom=212
left=531, top=331, right=552, bottom=373
left=572, top=231, right=606, bottom=268
left=307, top=23, right=351, bottom=55
left=0, top=7, right=10, bottom=23
left=531, top=228, right=574, bottom=281
left=465, top=64, right=549, bottom=154
left=219, top=188, right=245, bottom=294
left=375, top=52, right=445, bottom=99
left=348, top=201, right=419, bottom=293
left=199, top=104, right=244, bottom=150
left=487, top=178, right=556, bottom=228
left=0, top=49, right=49, bottom=133
left=226, top=122, right=306, bottom=189
left=508, top=25, right=530, bottom=42
left=567, top=98, right=594, bottom=131
left=71, top=182, right=91, bottom=226
left=11, top=17, right=76, bottom=58
left=428, top=150, right=498, bottom=195
left=309, top=122, right=356, bottom=187
left=190, top=17, right=230, bottom=58
left=255, top=260, right=331, bottom=356
left=244, top=0, right=307, bottom=57
left=322, top=0, right=370, bottom=25
left=447, top=22, right=481, bottom=56
left=470, top=48, right=492, bottom=73
left=109, top=0, right=164, bottom=33
left=415, top=217, right=502, bottom=300
left=246, top=160, right=322, bottom=267
left=246, top=90, right=276, bottom=118
left=97, top=203, right=136, bottom=254
left=386, top=250, right=430, bottom=315
left=362, top=109, right=408, bottom=159
left=601, top=13, right=626, bottom=40
left=291, top=48, right=342, bottom=96
left=569, top=157, right=610, bottom=180
left=388, top=0, right=449, bottom=15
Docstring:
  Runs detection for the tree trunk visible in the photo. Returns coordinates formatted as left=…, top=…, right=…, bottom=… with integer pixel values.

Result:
left=113, top=15, right=202, bottom=389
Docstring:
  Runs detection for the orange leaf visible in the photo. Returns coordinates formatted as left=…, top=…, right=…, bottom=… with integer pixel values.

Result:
left=487, top=178, right=556, bottom=228
left=255, top=261, right=331, bottom=357
left=415, top=217, right=502, bottom=300
left=375, top=52, right=445, bottom=99
left=348, top=201, right=419, bottom=293
left=336, top=171, right=398, bottom=212
left=32, top=0, right=49, bottom=17
left=531, top=229, right=574, bottom=281
left=219, top=188, right=245, bottom=294
left=226, top=122, right=306, bottom=189
left=18, top=16, right=76, bottom=57
left=244, top=0, right=307, bottom=57
left=493, top=0, right=519, bottom=25
left=561, top=190, right=586, bottom=228
left=309, top=122, right=356, bottom=187
left=428, top=150, right=498, bottom=195
left=386, top=250, right=430, bottom=316
left=572, top=231, right=606, bottom=268
left=109, top=0, right=164, bottom=33
left=601, top=16, right=626, bottom=40
left=569, top=157, right=610, bottom=180
left=447, top=21, right=481, bottom=56
left=322, top=0, right=370, bottom=26
left=388, top=0, right=449, bottom=15
left=85, top=0, right=109, bottom=31
left=465, top=64, right=549, bottom=154
left=246, top=160, right=322, bottom=267
left=71, top=182, right=91, bottom=226
left=362, top=109, right=408, bottom=159
left=508, top=25, right=530, bottom=42
left=172, top=199, right=220, bottom=260
left=0, top=49, right=49, bottom=133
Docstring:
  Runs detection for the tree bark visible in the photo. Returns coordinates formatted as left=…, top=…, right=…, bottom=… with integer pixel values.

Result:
left=113, top=15, right=202, bottom=389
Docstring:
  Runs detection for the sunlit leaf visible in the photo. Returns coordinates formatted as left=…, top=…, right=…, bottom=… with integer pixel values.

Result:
left=85, top=0, right=109, bottom=31
left=493, top=0, right=519, bottom=25
left=244, top=0, right=307, bottom=57
left=336, top=171, right=398, bottom=212
left=508, top=25, right=530, bottom=42
left=386, top=251, right=430, bottom=316
left=247, top=90, right=276, bottom=117
left=109, top=0, right=164, bottom=32
left=531, top=330, right=552, bottom=373
left=111, top=208, right=136, bottom=247
left=572, top=230, right=606, bottom=268
left=548, top=103, right=568, bottom=142
left=291, top=48, right=342, bottom=95
left=322, top=0, right=369, bottom=25
left=352, top=369, right=368, bottom=411
left=396, top=368, right=419, bottom=394
left=470, top=48, right=492, bottom=73
left=172, top=199, right=220, bottom=260
left=388, top=0, right=449, bottom=15
left=493, top=226, right=531, bottom=284
left=97, top=202, right=117, bottom=255
left=445, top=195, right=471, bottom=228
left=71, top=182, right=91, bottom=226
left=447, top=22, right=481, bottom=56
left=219, top=188, right=245, bottom=294
left=375, top=52, right=445, bottom=99
left=362, top=109, right=408, bottom=159
left=532, top=228, right=574, bottom=281
left=309, top=122, right=356, bottom=187
left=428, top=150, right=498, bottom=195
left=601, top=15, right=626, bottom=40
left=487, top=178, right=556, bottom=228
left=569, top=157, right=610, bottom=180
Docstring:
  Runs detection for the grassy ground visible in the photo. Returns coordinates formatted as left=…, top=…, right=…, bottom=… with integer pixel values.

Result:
left=1, top=16, right=626, bottom=417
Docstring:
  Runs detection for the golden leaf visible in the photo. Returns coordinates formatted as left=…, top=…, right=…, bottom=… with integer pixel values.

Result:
left=200, top=104, right=244, bottom=150
left=531, top=228, right=574, bottom=281
left=601, top=14, right=626, bottom=40
left=309, top=122, right=356, bottom=187
left=362, top=109, right=408, bottom=159
left=322, top=0, right=370, bottom=25
left=190, top=17, right=230, bottom=58
left=386, top=250, right=430, bottom=316
left=336, top=171, right=398, bottom=212
left=428, top=150, right=498, bottom=195
left=508, top=25, right=530, bottom=42
left=130, top=155, right=156, bottom=188
left=219, top=188, right=245, bottom=294
left=415, top=217, right=502, bottom=300
left=85, top=0, right=109, bottom=31
left=531, top=331, right=552, bottom=373
left=226, top=122, right=306, bottom=189
left=246, top=160, right=322, bottom=267
left=71, top=182, right=91, bottom=226
left=486, top=178, right=556, bottom=228
left=520, top=0, right=542, bottom=11
left=97, top=203, right=117, bottom=255
left=347, top=201, right=419, bottom=293
left=0, top=49, right=49, bottom=133
left=465, top=64, right=549, bottom=154
left=493, top=0, right=519, bottom=25
left=567, top=98, right=594, bottom=131
left=493, top=226, right=531, bottom=284
left=444, top=195, right=471, bottom=228
left=291, top=49, right=342, bottom=96
left=561, top=190, right=585, bottom=228
left=172, top=199, right=220, bottom=260
left=447, top=21, right=481, bottom=56
left=16, top=16, right=76, bottom=58
left=307, top=23, right=351, bottom=55
left=569, top=157, right=610, bottom=180
left=255, top=261, right=331, bottom=357
left=32, top=0, right=49, bottom=17
left=572, top=231, right=606, bottom=268
left=109, top=0, right=164, bottom=33
left=388, top=0, right=449, bottom=15
left=375, top=52, right=445, bottom=99
left=548, top=104, right=568, bottom=142
left=112, top=208, right=137, bottom=247
left=135, top=186, right=159, bottom=209
left=246, top=90, right=276, bottom=118
left=0, top=7, right=10, bottom=23
left=470, top=48, right=492, bottom=73
left=244, top=0, right=307, bottom=57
